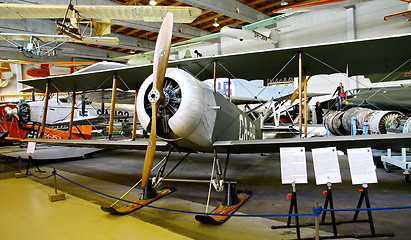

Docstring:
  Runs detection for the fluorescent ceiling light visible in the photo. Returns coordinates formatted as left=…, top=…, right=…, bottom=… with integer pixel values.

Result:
left=281, top=0, right=288, bottom=6
left=149, top=0, right=157, bottom=6
left=213, top=18, right=220, bottom=27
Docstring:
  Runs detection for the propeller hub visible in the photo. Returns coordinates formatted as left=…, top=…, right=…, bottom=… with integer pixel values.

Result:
left=148, top=89, right=160, bottom=103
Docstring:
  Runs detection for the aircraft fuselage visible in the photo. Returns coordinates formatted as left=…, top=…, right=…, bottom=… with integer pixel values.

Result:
left=137, top=68, right=261, bottom=152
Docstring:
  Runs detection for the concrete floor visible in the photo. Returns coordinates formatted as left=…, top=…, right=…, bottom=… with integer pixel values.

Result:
left=1, top=146, right=410, bottom=239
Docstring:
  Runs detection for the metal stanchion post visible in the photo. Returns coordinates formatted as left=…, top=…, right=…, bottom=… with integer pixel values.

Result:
left=315, top=201, right=319, bottom=240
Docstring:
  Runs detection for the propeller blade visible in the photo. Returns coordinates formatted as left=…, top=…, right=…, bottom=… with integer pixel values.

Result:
left=141, top=12, right=173, bottom=189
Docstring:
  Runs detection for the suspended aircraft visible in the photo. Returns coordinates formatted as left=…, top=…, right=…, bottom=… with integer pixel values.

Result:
left=0, top=33, right=119, bottom=58
left=0, top=2, right=201, bottom=40
left=171, top=12, right=303, bottom=48
left=19, top=13, right=411, bottom=224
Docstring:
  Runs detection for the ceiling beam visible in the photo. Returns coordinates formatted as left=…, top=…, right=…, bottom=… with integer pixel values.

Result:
left=178, top=0, right=270, bottom=23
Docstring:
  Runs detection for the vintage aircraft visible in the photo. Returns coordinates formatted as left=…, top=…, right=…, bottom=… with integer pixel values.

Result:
left=0, top=59, right=95, bottom=77
left=0, top=102, right=92, bottom=141
left=171, top=12, right=303, bottom=47
left=0, top=33, right=119, bottom=58
left=19, top=12, right=411, bottom=224
left=0, top=3, right=201, bottom=40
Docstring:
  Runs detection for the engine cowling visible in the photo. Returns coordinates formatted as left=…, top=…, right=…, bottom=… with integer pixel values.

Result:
left=137, top=68, right=216, bottom=151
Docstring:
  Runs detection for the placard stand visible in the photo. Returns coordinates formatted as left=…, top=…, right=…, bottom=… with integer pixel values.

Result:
left=320, top=182, right=338, bottom=237
left=25, top=155, right=45, bottom=174
left=344, top=148, right=394, bottom=238
left=271, top=182, right=301, bottom=240
left=348, top=183, right=393, bottom=238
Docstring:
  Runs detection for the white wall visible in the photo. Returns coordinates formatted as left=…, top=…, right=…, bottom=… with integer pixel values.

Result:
left=181, top=0, right=410, bottom=58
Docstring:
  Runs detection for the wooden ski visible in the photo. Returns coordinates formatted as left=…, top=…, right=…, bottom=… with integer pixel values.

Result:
left=195, top=191, right=252, bottom=224
left=101, top=187, right=176, bottom=215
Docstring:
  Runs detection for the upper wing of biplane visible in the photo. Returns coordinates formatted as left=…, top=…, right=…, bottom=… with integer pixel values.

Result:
left=0, top=4, right=202, bottom=23
left=19, top=33, right=411, bottom=93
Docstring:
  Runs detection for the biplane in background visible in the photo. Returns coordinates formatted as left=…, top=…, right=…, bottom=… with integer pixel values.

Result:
left=0, top=33, right=119, bottom=58
left=19, top=12, right=411, bottom=224
left=0, top=59, right=96, bottom=78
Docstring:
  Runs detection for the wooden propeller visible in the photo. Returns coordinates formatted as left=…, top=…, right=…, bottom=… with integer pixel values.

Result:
left=141, top=12, right=173, bottom=189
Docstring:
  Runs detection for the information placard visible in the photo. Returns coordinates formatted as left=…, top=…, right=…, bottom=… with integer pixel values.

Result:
left=312, top=147, right=342, bottom=185
left=280, top=147, right=308, bottom=184
left=347, top=147, right=378, bottom=185
left=27, top=142, right=36, bottom=154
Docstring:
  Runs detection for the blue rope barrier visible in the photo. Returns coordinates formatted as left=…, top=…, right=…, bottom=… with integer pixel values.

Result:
left=19, top=158, right=411, bottom=218
left=55, top=172, right=317, bottom=217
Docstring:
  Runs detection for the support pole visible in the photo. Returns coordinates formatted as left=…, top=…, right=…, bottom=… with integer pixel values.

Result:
left=68, top=91, right=76, bottom=139
left=108, top=75, right=117, bottom=140
left=213, top=60, right=217, bottom=92
left=298, top=53, right=303, bottom=137
left=228, top=78, right=231, bottom=101
left=132, top=88, right=139, bottom=141
left=303, top=75, right=308, bottom=137
left=39, top=81, right=50, bottom=138
left=315, top=201, right=320, bottom=240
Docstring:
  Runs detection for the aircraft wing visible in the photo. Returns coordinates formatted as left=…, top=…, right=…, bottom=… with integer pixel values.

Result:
left=170, top=33, right=222, bottom=47
left=242, top=12, right=304, bottom=31
left=22, top=133, right=411, bottom=154
left=213, top=133, right=411, bottom=153
left=21, top=138, right=169, bottom=151
left=171, top=12, right=304, bottom=47
left=171, top=33, right=411, bottom=81
left=19, top=33, right=411, bottom=93
left=0, top=33, right=119, bottom=45
left=0, top=4, right=202, bottom=23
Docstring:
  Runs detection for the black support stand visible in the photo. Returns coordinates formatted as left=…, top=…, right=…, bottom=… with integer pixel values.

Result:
left=321, top=182, right=338, bottom=237
left=271, top=182, right=301, bottom=240
left=25, top=155, right=45, bottom=174
left=349, top=183, right=393, bottom=238
left=335, top=183, right=394, bottom=238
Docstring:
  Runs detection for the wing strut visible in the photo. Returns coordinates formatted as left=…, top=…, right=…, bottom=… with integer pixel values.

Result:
left=298, top=53, right=303, bottom=137
left=108, top=75, right=117, bottom=140
left=132, top=87, right=139, bottom=141
left=39, top=81, right=51, bottom=138
left=68, top=90, right=76, bottom=139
